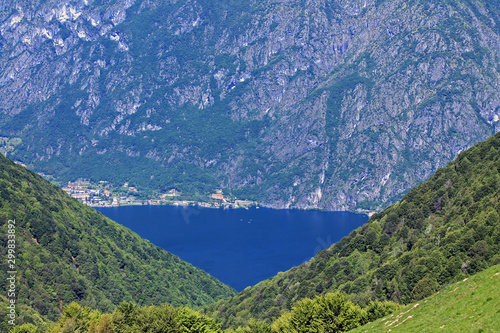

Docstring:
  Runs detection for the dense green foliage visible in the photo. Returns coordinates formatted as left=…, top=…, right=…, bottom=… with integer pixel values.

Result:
left=203, top=131, right=500, bottom=328
left=269, top=293, right=398, bottom=333
left=349, top=263, right=500, bottom=332
left=18, top=292, right=397, bottom=333
left=41, top=301, right=221, bottom=333
left=0, top=153, right=235, bottom=330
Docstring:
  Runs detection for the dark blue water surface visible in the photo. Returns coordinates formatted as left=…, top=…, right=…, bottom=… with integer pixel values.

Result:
left=96, top=206, right=368, bottom=291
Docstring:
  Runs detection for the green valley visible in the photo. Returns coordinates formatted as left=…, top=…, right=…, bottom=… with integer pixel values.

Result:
left=1, top=122, right=500, bottom=333
left=3, top=121, right=499, bottom=333
left=2, top=1, right=500, bottom=330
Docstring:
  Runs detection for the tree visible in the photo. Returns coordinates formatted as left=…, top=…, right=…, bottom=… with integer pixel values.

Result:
left=468, top=240, right=489, bottom=260
left=279, top=292, right=365, bottom=333
left=411, top=277, right=438, bottom=301
left=9, top=323, right=39, bottom=333
left=314, top=292, right=363, bottom=332
left=364, top=301, right=400, bottom=322
left=112, top=302, right=138, bottom=333
left=132, top=304, right=180, bottom=333
left=177, top=307, right=221, bottom=333
left=237, top=318, right=271, bottom=333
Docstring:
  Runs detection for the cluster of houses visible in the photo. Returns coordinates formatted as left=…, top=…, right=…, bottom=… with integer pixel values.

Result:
left=61, top=180, right=145, bottom=206
left=61, top=180, right=113, bottom=205
left=60, top=181, right=255, bottom=208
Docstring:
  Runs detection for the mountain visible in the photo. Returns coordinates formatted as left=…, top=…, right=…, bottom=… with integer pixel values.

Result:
left=0, top=153, right=235, bottom=330
left=2, top=0, right=500, bottom=210
left=202, top=131, right=500, bottom=329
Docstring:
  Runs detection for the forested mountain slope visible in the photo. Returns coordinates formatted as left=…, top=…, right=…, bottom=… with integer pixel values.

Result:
left=203, top=131, right=500, bottom=328
left=1, top=0, right=500, bottom=209
left=0, top=153, right=235, bottom=330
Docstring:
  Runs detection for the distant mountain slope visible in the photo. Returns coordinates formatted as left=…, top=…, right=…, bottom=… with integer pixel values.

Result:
left=349, top=264, right=500, bottom=333
left=0, top=153, right=235, bottom=330
left=1, top=0, right=500, bottom=210
left=202, top=131, right=500, bottom=328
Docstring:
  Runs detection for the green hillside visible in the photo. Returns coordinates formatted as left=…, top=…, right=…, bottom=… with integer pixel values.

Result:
left=203, top=131, right=500, bottom=328
left=0, top=153, right=235, bottom=331
left=349, top=264, right=500, bottom=333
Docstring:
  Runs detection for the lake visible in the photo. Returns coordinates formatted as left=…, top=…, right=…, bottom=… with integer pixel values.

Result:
left=96, top=205, right=368, bottom=291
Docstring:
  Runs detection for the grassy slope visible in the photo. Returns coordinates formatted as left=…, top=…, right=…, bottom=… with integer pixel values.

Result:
left=349, top=264, right=500, bottom=333
left=203, top=132, right=500, bottom=328
left=0, top=153, right=235, bottom=330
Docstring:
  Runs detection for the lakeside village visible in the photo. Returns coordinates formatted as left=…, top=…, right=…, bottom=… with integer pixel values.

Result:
left=9, top=160, right=376, bottom=215
left=60, top=179, right=256, bottom=209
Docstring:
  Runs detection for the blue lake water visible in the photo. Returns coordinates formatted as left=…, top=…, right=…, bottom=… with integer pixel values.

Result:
left=96, top=205, right=368, bottom=291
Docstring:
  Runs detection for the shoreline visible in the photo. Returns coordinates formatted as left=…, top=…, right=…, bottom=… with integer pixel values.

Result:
left=88, top=199, right=259, bottom=210
left=91, top=200, right=374, bottom=217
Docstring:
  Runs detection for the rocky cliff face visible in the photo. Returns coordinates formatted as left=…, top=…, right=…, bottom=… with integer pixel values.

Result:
left=1, top=0, right=500, bottom=210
